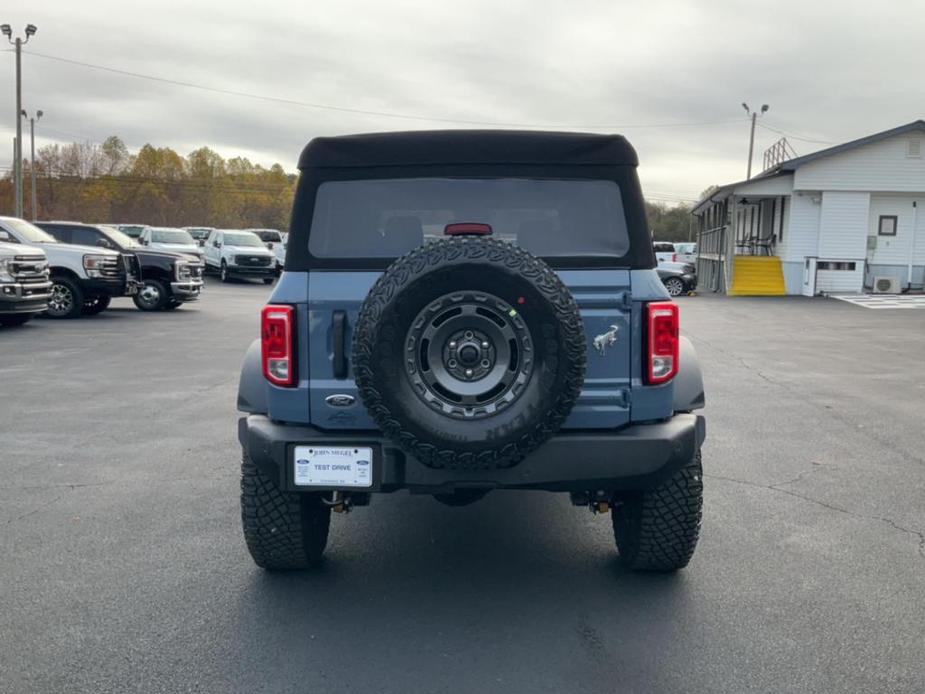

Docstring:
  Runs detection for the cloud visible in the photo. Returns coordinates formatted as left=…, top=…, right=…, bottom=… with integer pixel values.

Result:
left=2, top=0, right=921, bottom=202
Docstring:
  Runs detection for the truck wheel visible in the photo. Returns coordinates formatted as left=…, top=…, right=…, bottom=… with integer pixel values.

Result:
left=82, top=295, right=111, bottom=315
left=353, top=237, right=586, bottom=471
left=46, top=276, right=85, bottom=319
left=612, top=450, right=703, bottom=572
left=240, top=451, right=331, bottom=570
left=663, top=277, right=685, bottom=297
left=133, top=279, right=169, bottom=311
left=220, top=261, right=230, bottom=283
left=0, top=314, right=32, bottom=327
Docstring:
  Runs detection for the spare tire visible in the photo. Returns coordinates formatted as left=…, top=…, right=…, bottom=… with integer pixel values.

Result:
left=353, top=237, right=586, bottom=471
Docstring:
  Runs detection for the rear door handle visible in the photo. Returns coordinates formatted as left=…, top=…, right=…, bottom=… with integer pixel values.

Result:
left=332, top=311, right=348, bottom=379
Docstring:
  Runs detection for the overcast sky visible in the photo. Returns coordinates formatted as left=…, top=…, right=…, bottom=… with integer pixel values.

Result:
left=2, top=0, right=922, bottom=204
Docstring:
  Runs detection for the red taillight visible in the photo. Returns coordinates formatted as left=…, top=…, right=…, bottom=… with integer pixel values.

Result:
left=646, top=301, right=679, bottom=385
left=445, top=222, right=493, bottom=236
left=261, top=304, right=295, bottom=387
left=672, top=253, right=678, bottom=263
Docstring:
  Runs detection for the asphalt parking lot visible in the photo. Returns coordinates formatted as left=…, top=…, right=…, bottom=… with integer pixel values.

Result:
left=2, top=282, right=924, bottom=693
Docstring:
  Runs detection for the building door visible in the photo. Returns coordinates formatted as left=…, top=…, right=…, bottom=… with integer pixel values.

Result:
left=802, top=257, right=817, bottom=296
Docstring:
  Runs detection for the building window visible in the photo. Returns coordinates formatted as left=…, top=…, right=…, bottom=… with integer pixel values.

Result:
left=907, top=139, right=922, bottom=158
left=878, top=215, right=898, bottom=236
left=817, top=261, right=856, bottom=271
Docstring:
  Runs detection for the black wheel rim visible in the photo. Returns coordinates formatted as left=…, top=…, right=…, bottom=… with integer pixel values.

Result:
left=404, top=290, right=534, bottom=419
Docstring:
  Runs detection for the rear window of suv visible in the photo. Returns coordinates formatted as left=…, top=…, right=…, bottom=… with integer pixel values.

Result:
left=307, top=178, right=629, bottom=259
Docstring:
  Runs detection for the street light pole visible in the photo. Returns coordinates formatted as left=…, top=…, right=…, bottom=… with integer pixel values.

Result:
left=2, top=23, right=37, bottom=218
left=742, top=102, right=769, bottom=180
left=25, top=109, right=42, bottom=220
left=14, top=36, right=22, bottom=217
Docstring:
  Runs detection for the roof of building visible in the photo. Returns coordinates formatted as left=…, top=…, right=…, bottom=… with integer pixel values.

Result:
left=298, top=130, right=639, bottom=169
left=693, top=119, right=925, bottom=214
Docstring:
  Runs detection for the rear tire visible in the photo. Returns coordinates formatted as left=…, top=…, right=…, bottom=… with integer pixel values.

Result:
left=220, top=261, right=230, bottom=283
left=46, top=276, right=85, bottom=319
left=612, top=450, right=703, bottom=572
left=240, top=451, right=331, bottom=570
left=663, top=277, right=685, bottom=297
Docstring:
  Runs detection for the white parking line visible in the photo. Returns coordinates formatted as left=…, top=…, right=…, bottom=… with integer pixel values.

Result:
left=832, top=294, right=925, bottom=309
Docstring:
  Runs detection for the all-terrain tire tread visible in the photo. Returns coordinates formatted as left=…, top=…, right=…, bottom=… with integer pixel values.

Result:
left=613, top=451, right=703, bottom=571
left=240, top=452, right=330, bottom=571
left=352, top=237, right=586, bottom=471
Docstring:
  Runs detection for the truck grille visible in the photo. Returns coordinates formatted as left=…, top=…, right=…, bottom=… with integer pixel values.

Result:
left=235, top=254, right=271, bottom=267
left=10, top=255, right=50, bottom=284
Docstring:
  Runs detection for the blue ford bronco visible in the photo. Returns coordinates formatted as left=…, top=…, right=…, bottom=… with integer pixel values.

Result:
left=237, top=130, right=706, bottom=572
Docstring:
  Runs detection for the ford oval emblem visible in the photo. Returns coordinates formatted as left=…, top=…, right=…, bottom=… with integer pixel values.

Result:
left=325, top=394, right=356, bottom=408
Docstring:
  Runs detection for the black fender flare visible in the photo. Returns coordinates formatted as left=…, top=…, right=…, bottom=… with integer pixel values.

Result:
left=674, top=336, right=705, bottom=412
left=237, top=339, right=268, bottom=414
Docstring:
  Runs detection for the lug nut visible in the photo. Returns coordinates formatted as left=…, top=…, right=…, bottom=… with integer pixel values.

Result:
left=448, top=359, right=457, bottom=368
left=449, top=341, right=457, bottom=349
left=465, top=368, right=473, bottom=377
left=481, top=341, right=489, bottom=349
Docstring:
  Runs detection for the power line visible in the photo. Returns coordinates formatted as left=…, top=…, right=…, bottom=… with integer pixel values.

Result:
left=24, top=50, right=745, bottom=131
left=758, top=122, right=835, bottom=145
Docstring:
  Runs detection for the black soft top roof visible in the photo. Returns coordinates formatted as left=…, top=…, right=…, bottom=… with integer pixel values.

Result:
left=298, top=130, right=639, bottom=169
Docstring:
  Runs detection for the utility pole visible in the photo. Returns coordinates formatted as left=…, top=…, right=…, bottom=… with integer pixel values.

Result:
left=742, top=102, right=769, bottom=180
left=24, top=109, right=42, bottom=220
left=2, top=23, right=38, bottom=218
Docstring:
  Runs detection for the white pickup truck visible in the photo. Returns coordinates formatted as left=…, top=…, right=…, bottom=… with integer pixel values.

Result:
left=247, top=229, right=287, bottom=271
left=0, top=240, right=51, bottom=326
left=138, top=227, right=204, bottom=260
left=202, top=229, right=276, bottom=284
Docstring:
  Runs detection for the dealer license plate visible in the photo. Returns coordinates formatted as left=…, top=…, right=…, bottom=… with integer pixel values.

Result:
left=293, top=446, right=373, bottom=488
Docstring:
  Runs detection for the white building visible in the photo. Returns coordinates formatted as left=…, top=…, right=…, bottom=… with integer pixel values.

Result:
left=692, top=120, right=925, bottom=296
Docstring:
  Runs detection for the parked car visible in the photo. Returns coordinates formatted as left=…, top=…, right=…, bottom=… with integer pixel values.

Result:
left=183, top=227, right=214, bottom=246
left=0, top=241, right=51, bottom=326
left=246, top=228, right=286, bottom=270
left=38, top=222, right=205, bottom=311
left=657, top=262, right=697, bottom=296
left=116, top=224, right=148, bottom=239
left=673, top=242, right=697, bottom=264
left=202, top=229, right=276, bottom=283
left=0, top=217, right=140, bottom=318
left=138, top=227, right=203, bottom=259
left=235, top=130, right=706, bottom=573
left=653, top=241, right=677, bottom=264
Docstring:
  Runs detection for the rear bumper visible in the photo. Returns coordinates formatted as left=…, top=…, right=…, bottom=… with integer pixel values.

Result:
left=238, top=414, right=706, bottom=494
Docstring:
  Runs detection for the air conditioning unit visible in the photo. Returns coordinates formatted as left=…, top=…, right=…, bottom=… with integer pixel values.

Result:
left=872, top=277, right=901, bottom=294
